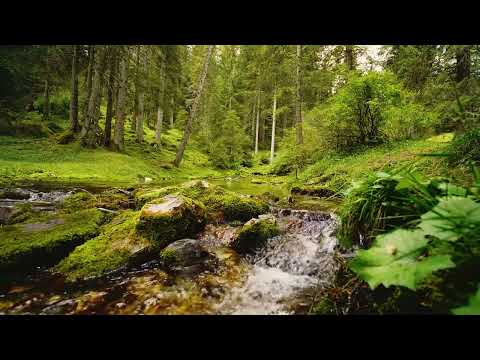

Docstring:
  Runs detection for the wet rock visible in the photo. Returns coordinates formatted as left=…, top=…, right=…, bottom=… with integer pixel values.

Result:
left=230, top=214, right=280, bottom=254
left=42, top=299, right=77, bottom=315
left=290, top=186, right=337, bottom=198
left=0, top=189, right=31, bottom=200
left=136, top=195, right=206, bottom=249
left=159, top=239, right=212, bottom=269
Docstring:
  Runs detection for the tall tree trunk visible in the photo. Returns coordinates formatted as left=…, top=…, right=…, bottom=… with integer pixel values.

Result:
left=270, top=88, right=277, bottom=164
left=132, top=46, right=140, bottom=131
left=295, top=45, right=304, bottom=145
left=174, top=45, right=214, bottom=167
left=251, top=97, right=256, bottom=139
left=114, top=49, right=128, bottom=152
left=69, top=45, right=79, bottom=132
left=156, top=55, right=166, bottom=146
left=104, top=50, right=116, bottom=147
left=80, top=46, right=108, bottom=147
left=345, top=45, right=355, bottom=70
left=136, top=47, right=146, bottom=142
left=456, top=46, right=471, bottom=83
left=43, top=46, right=50, bottom=121
left=83, top=46, right=95, bottom=124
left=255, top=92, right=260, bottom=154
left=170, top=96, right=175, bottom=128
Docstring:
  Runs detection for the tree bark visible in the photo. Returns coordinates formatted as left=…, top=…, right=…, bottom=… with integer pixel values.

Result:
left=82, top=46, right=95, bottom=124
left=80, top=46, right=108, bottom=147
left=104, top=49, right=116, bottom=147
left=136, top=47, right=146, bottom=142
left=156, top=54, right=166, bottom=146
left=43, top=46, right=50, bottom=120
left=69, top=45, right=79, bottom=132
left=345, top=45, right=355, bottom=70
left=255, top=92, right=260, bottom=154
left=170, top=96, right=175, bottom=128
left=295, top=45, right=304, bottom=145
left=456, top=46, right=471, bottom=83
left=270, top=88, right=277, bottom=164
left=174, top=45, right=214, bottom=167
left=114, top=49, right=128, bottom=152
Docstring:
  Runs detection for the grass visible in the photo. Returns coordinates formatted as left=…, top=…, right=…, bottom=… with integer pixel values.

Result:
left=291, top=133, right=456, bottom=193
left=0, top=118, right=226, bottom=188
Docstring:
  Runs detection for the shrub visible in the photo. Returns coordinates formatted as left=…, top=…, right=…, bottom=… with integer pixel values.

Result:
left=448, top=127, right=480, bottom=166
left=308, top=71, right=436, bottom=153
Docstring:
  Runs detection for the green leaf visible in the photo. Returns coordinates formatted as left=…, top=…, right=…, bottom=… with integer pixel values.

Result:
left=419, top=197, right=480, bottom=242
left=437, top=182, right=468, bottom=197
left=349, top=229, right=455, bottom=290
left=452, top=287, right=480, bottom=315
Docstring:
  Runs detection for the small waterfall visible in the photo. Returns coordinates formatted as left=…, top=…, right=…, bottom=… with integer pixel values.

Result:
left=215, top=209, right=338, bottom=315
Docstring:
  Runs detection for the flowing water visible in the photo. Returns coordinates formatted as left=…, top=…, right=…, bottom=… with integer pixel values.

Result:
left=0, top=182, right=340, bottom=315
left=214, top=209, right=338, bottom=315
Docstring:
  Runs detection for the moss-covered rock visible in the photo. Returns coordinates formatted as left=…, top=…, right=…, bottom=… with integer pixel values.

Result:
left=181, top=181, right=269, bottom=223
left=230, top=215, right=280, bottom=254
left=54, top=210, right=152, bottom=282
left=0, top=208, right=105, bottom=273
left=135, top=180, right=270, bottom=223
left=133, top=186, right=180, bottom=208
left=136, top=195, right=206, bottom=249
left=159, top=238, right=211, bottom=268
left=61, top=192, right=96, bottom=212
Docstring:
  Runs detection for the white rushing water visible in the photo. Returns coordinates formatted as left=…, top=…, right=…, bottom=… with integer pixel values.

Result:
left=216, top=210, right=338, bottom=315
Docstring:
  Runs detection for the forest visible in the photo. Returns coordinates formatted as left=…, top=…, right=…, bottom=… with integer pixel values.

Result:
left=0, top=44, right=479, bottom=315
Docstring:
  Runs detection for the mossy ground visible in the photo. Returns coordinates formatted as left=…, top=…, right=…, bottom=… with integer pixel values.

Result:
left=0, top=123, right=225, bottom=188
left=0, top=208, right=105, bottom=273
left=54, top=210, right=152, bottom=282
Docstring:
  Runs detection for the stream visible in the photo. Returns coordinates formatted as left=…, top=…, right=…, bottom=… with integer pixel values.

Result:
left=0, top=179, right=340, bottom=315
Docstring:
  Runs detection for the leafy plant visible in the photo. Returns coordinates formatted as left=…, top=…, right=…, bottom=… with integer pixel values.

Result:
left=452, top=286, right=480, bottom=315
left=350, top=229, right=455, bottom=290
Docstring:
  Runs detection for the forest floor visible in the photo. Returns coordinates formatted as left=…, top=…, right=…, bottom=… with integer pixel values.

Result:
left=0, top=123, right=229, bottom=189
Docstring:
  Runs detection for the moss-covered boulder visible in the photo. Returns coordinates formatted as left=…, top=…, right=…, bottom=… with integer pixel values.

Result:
left=230, top=214, right=280, bottom=254
left=136, top=195, right=206, bottom=249
left=61, top=192, right=97, bottom=212
left=133, top=186, right=180, bottom=208
left=134, top=181, right=270, bottom=223
left=0, top=208, right=105, bottom=273
left=55, top=210, right=153, bottom=282
left=180, top=181, right=270, bottom=223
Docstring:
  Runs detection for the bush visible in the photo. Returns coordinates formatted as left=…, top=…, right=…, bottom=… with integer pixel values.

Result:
left=209, top=110, right=251, bottom=169
left=34, top=90, right=70, bottom=117
left=309, top=71, right=436, bottom=153
left=448, top=127, right=480, bottom=165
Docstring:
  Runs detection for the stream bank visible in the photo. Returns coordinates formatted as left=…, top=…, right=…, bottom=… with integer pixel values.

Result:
left=0, top=177, right=343, bottom=315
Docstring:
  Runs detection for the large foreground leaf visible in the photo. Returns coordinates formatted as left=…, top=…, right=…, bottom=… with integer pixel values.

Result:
left=349, top=229, right=455, bottom=290
left=452, top=287, right=480, bottom=315
left=419, top=197, right=480, bottom=242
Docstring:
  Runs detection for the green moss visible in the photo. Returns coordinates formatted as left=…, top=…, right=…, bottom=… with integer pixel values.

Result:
left=231, top=217, right=280, bottom=254
left=55, top=210, right=152, bottom=282
left=0, top=208, right=105, bottom=272
left=135, top=181, right=270, bottom=223
left=5, top=203, right=36, bottom=224
left=136, top=195, right=206, bottom=249
left=61, top=192, right=97, bottom=213
left=159, top=248, right=180, bottom=266
left=134, top=186, right=180, bottom=208
left=181, top=181, right=270, bottom=222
